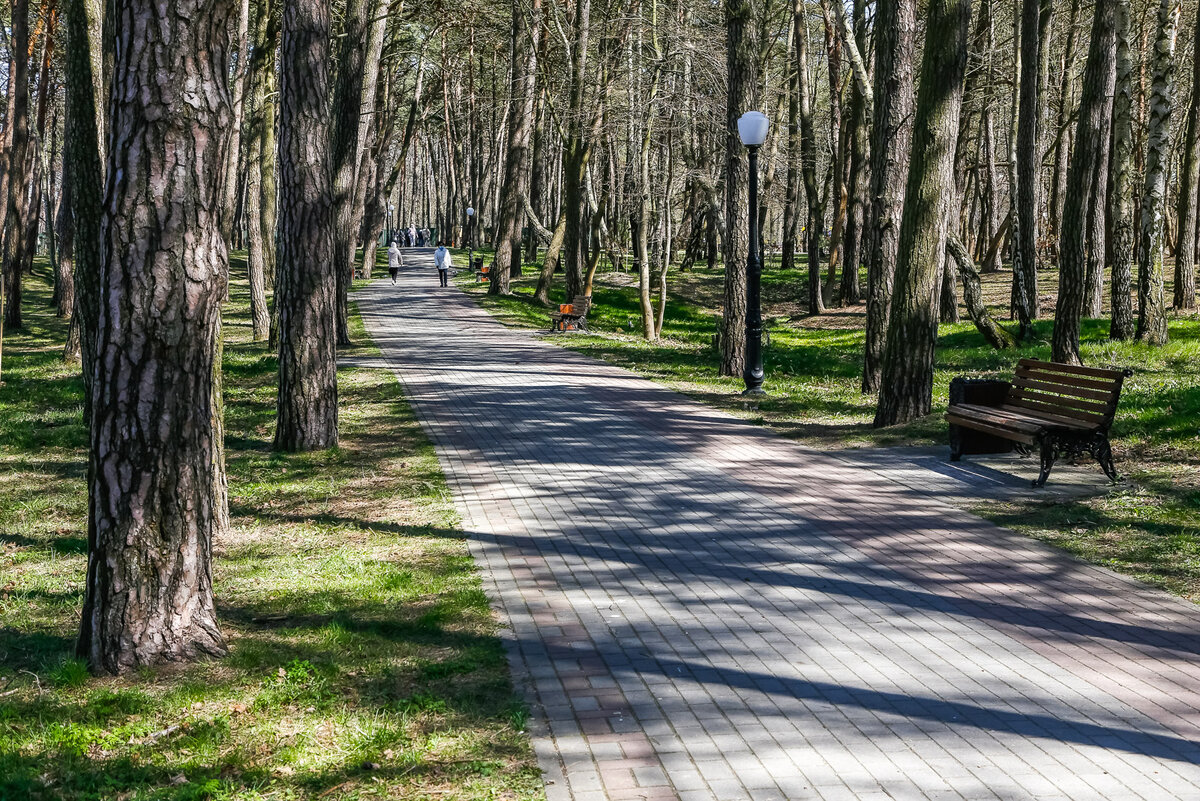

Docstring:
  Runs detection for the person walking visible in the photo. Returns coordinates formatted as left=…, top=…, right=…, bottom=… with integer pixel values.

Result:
left=408, top=224, right=417, bottom=248
left=434, top=244, right=452, bottom=287
left=387, top=241, right=402, bottom=285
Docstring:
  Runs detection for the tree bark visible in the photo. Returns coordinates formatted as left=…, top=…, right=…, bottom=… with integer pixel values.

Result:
left=874, top=0, right=971, bottom=427
left=2, top=0, right=31, bottom=333
left=78, top=0, right=233, bottom=674
left=839, top=0, right=867, bottom=306
left=274, top=0, right=338, bottom=452
left=1173, top=1, right=1200, bottom=310
left=490, top=0, right=541, bottom=295
left=795, top=0, right=824, bottom=317
left=720, top=0, right=757, bottom=377
left=1110, top=0, right=1137, bottom=339
left=1048, top=0, right=1081, bottom=243
left=1052, top=0, right=1116, bottom=364
left=947, top=234, right=1015, bottom=349
left=1136, top=0, right=1179, bottom=346
left=243, top=0, right=276, bottom=341
left=861, top=0, right=915, bottom=393
left=220, top=0, right=251, bottom=242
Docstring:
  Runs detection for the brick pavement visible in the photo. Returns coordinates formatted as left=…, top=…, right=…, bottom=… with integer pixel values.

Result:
left=355, top=260, right=1200, bottom=800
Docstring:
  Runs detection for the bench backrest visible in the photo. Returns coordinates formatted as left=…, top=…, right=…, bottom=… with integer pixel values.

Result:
left=1005, top=359, right=1130, bottom=430
left=569, top=295, right=591, bottom=315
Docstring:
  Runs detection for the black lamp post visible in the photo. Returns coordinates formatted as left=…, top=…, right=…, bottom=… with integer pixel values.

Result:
left=466, top=206, right=475, bottom=272
left=738, top=110, right=769, bottom=396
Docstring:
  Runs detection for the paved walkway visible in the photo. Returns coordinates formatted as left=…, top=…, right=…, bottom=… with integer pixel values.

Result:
left=355, top=255, right=1200, bottom=801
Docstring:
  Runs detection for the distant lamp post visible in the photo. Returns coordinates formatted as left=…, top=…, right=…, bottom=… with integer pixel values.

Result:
left=737, top=110, right=769, bottom=396
left=466, top=206, right=476, bottom=273
left=388, top=203, right=395, bottom=244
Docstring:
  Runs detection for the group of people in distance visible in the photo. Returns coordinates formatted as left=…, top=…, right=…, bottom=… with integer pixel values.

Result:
left=394, top=225, right=432, bottom=248
left=387, top=239, right=453, bottom=288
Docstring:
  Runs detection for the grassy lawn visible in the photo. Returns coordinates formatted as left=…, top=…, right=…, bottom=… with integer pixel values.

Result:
left=0, top=259, right=542, bottom=801
left=456, top=257, right=1200, bottom=602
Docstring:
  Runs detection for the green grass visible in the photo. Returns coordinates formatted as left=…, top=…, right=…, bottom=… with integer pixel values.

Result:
left=0, top=258, right=542, bottom=801
left=459, top=262, right=1200, bottom=601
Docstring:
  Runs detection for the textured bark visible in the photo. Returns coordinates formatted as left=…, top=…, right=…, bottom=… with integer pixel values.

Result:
left=1174, top=1, right=1200, bottom=310
left=947, top=235, right=1015, bottom=349
left=1012, top=0, right=1052, bottom=334
left=1136, top=0, right=1179, bottom=346
left=274, top=0, right=338, bottom=452
left=1084, top=84, right=1113, bottom=317
left=720, top=0, right=756, bottom=377
left=1048, top=0, right=1081, bottom=242
left=348, top=0, right=389, bottom=274
left=62, top=0, right=104, bottom=377
left=861, top=0, right=914, bottom=393
left=1052, top=0, right=1116, bottom=364
left=561, top=0, right=591, bottom=299
left=220, top=0, right=250, bottom=241
left=795, top=0, right=824, bottom=317
left=330, top=0, right=370, bottom=346
left=55, top=143, right=75, bottom=320
left=839, top=0, right=867, bottom=306
left=781, top=13, right=801, bottom=274
left=78, top=0, right=233, bottom=674
left=874, top=0, right=971, bottom=427
left=2, top=0, right=31, bottom=332
left=243, top=0, right=276, bottom=341
left=490, top=0, right=541, bottom=295
left=1110, top=0, right=1137, bottom=339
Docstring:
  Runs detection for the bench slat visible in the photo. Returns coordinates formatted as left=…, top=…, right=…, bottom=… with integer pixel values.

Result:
left=1011, top=375, right=1119, bottom=402
left=1016, top=358, right=1129, bottom=382
left=948, top=404, right=1049, bottom=434
left=1008, top=387, right=1114, bottom=417
left=999, top=402, right=1102, bottom=429
left=1004, top=395, right=1108, bottom=425
left=1014, top=368, right=1124, bottom=395
left=945, top=414, right=1039, bottom=445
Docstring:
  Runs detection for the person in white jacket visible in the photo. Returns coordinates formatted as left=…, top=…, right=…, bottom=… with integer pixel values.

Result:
left=434, top=245, right=452, bottom=287
left=387, top=242, right=402, bottom=285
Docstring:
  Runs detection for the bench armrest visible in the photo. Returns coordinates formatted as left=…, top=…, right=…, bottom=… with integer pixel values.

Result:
left=949, top=376, right=1010, bottom=408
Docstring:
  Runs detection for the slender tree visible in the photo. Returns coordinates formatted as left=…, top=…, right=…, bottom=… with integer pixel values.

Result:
left=874, top=0, right=971, bottom=427
left=1110, top=0, right=1137, bottom=339
left=1136, top=0, right=1180, bottom=345
left=2, top=0, right=31, bottom=334
left=1174, top=1, right=1200, bottom=310
left=795, top=0, right=824, bottom=317
left=78, top=0, right=234, bottom=674
left=1052, top=0, right=1116, bottom=364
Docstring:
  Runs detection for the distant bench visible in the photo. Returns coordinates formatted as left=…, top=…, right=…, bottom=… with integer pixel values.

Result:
left=549, top=296, right=591, bottom=333
left=946, top=358, right=1132, bottom=487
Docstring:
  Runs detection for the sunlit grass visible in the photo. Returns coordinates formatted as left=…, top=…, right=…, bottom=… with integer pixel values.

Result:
left=0, top=257, right=542, bottom=800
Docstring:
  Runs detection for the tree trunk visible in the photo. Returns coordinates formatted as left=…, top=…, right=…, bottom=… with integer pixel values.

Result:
left=330, top=0, right=370, bottom=346
left=874, top=0, right=971, bottom=427
left=243, top=0, right=275, bottom=341
left=2, top=0, right=31, bottom=333
left=78, top=0, right=233, bottom=675
left=839, top=0, right=867, bottom=306
left=795, top=0, right=825, bottom=317
left=1110, top=0, right=1137, bottom=339
left=947, top=234, right=1015, bottom=349
left=55, top=137, right=76, bottom=320
left=1173, top=1, right=1200, bottom=310
left=1084, top=84, right=1113, bottom=318
left=861, top=0, right=915, bottom=392
left=220, top=0, right=250, bottom=242
left=274, top=0, right=339, bottom=453
left=720, top=0, right=757, bottom=377
left=1048, top=0, right=1081, bottom=243
left=1136, top=0, right=1179, bottom=346
left=490, top=0, right=541, bottom=295
left=561, top=0, right=591, bottom=300
left=1052, top=0, right=1116, bottom=364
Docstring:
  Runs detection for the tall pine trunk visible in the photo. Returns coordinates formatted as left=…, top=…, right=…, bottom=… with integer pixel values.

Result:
left=78, top=0, right=234, bottom=674
left=1173, top=1, right=1200, bottom=310
left=861, top=0, right=914, bottom=392
left=274, top=0, right=339, bottom=452
left=1110, top=0, right=1137, bottom=339
left=1, top=0, right=31, bottom=334
left=795, top=0, right=824, bottom=317
left=1052, top=0, right=1116, bottom=364
left=874, top=0, right=971, bottom=427
left=1136, top=0, right=1179, bottom=346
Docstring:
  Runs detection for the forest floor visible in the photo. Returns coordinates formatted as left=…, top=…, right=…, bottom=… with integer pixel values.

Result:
left=0, top=258, right=543, bottom=801
left=457, top=252, right=1200, bottom=603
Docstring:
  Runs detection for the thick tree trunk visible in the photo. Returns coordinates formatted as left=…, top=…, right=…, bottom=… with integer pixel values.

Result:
left=2, top=0, right=31, bottom=332
left=1052, top=0, right=1116, bottom=364
left=1110, top=0, right=1137, bottom=339
left=861, top=0, right=915, bottom=393
left=720, top=0, right=756, bottom=377
left=561, top=0, right=591, bottom=300
left=1173, top=2, right=1200, bottom=310
left=274, top=0, right=338, bottom=453
left=490, top=0, right=541, bottom=295
left=874, top=0, right=971, bottom=427
left=78, top=0, right=233, bottom=675
left=1136, top=0, right=1179, bottom=346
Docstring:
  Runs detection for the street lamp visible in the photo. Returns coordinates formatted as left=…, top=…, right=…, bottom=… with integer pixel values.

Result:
left=466, top=206, right=475, bottom=274
left=737, top=110, right=769, bottom=396
left=388, top=203, right=395, bottom=244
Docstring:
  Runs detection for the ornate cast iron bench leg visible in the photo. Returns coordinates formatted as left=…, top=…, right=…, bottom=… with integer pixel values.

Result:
left=1096, top=433, right=1119, bottom=483
left=1034, top=433, right=1058, bottom=488
left=949, top=424, right=962, bottom=462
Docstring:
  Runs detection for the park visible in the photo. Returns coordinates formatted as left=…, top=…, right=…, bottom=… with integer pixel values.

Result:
left=2, top=0, right=1200, bottom=799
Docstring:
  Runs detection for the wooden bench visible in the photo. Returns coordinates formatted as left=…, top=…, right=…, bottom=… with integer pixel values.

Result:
left=549, top=295, right=591, bottom=333
left=475, top=263, right=490, bottom=282
left=946, top=358, right=1132, bottom=487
